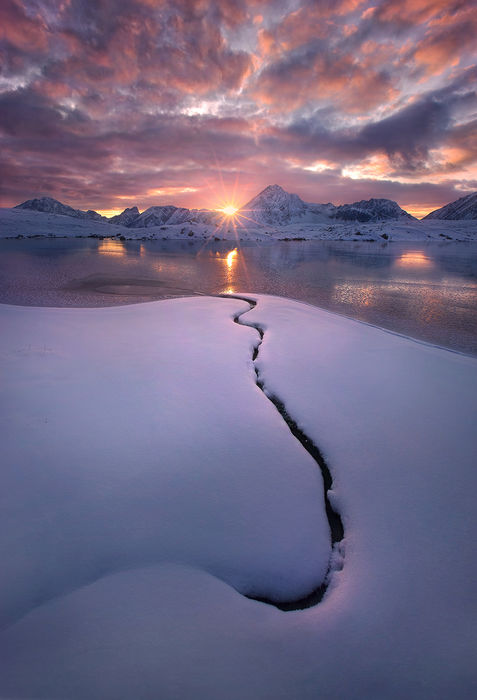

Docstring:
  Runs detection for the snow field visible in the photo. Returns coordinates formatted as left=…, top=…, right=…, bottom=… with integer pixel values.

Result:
left=0, top=297, right=331, bottom=630
left=1, top=294, right=476, bottom=699
left=1, top=206, right=476, bottom=242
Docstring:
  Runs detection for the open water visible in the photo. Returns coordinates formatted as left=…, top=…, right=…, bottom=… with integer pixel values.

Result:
left=1, top=238, right=476, bottom=355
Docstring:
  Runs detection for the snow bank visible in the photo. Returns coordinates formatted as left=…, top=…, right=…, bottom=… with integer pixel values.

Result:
left=1, top=295, right=477, bottom=699
left=0, top=298, right=330, bottom=630
left=1, top=206, right=476, bottom=242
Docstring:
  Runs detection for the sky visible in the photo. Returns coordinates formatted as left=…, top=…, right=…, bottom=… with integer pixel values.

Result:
left=0, top=0, right=476, bottom=218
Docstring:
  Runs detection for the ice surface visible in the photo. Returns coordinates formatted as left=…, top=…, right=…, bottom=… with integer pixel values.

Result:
left=1, top=295, right=477, bottom=699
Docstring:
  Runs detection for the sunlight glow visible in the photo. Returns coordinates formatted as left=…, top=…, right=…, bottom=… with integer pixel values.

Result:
left=97, top=239, right=126, bottom=256
left=226, top=248, right=238, bottom=269
left=219, top=204, right=239, bottom=217
left=396, top=251, right=433, bottom=267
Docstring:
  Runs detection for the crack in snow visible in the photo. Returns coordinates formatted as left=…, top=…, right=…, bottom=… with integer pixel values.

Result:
left=224, top=294, right=344, bottom=611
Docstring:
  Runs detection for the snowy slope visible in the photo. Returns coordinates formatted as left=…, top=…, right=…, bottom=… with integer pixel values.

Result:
left=332, top=197, right=416, bottom=221
left=0, top=298, right=330, bottom=630
left=109, top=206, right=140, bottom=226
left=0, top=295, right=476, bottom=699
left=128, top=205, right=184, bottom=227
left=424, top=191, right=477, bottom=220
left=0, top=206, right=127, bottom=237
left=1, top=205, right=476, bottom=241
left=242, top=184, right=311, bottom=224
left=15, top=196, right=105, bottom=221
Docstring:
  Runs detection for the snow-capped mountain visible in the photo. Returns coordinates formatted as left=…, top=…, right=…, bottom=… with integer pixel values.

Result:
left=332, top=198, right=416, bottom=222
left=127, top=205, right=180, bottom=228
left=306, top=202, right=339, bottom=220
left=15, top=197, right=105, bottom=221
left=241, top=186, right=414, bottom=224
left=109, top=206, right=140, bottom=226
left=12, top=187, right=417, bottom=229
left=423, top=192, right=477, bottom=220
left=121, top=206, right=218, bottom=228
left=242, top=185, right=310, bottom=224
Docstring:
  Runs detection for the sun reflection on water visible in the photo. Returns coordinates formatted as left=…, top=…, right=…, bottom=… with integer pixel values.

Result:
left=396, top=251, right=433, bottom=267
left=97, top=239, right=126, bottom=256
left=226, top=248, right=237, bottom=269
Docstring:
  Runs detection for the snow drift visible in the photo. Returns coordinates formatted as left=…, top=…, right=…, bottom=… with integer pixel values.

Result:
left=1, top=295, right=477, bottom=699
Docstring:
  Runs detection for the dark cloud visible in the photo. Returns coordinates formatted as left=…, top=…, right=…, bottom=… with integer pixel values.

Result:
left=0, top=87, right=91, bottom=138
left=359, top=97, right=451, bottom=169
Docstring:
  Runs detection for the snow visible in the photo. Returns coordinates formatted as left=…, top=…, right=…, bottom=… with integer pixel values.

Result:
left=332, top=196, right=415, bottom=221
left=15, top=195, right=106, bottom=221
left=1, top=205, right=476, bottom=242
left=1, top=294, right=477, bottom=698
left=242, top=183, right=310, bottom=224
left=424, top=191, right=477, bottom=220
left=0, top=298, right=330, bottom=629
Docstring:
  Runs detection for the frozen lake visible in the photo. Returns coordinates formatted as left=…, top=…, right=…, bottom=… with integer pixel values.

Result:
left=1, top=238, right=476, bottom=356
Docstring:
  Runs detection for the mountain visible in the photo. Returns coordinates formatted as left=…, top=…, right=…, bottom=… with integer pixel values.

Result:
left=332, top=198, right=416, bottom=222
left=13, top=188, right=417, bottom=229
left=109, top=206, right=140, bottom=226
left=423, top=192, right=477, bottom=220
left=15, top=197, right=105, bottom=221
left=240, top=186, right=414, bottom=224
left=242, top=184, right=311, bottom=224
left=124, top=205, right=219, bottom=227
left=128, top=205, right=188, bottom=228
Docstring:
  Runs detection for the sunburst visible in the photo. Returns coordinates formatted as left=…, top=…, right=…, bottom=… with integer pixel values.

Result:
left=218, top=204, right=239, bottom=217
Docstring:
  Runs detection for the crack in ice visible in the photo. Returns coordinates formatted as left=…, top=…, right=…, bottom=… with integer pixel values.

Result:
left=224, top=294, right=344, bottom=611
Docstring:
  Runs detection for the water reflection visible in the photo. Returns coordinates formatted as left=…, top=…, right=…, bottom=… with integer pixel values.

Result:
left=226, top=248, right=238, bottom=270
left=97, top=239, right=126, bottom=256
left=395, top=251, right=433, bottom=267
left=224, top=248, right=238, bottom=293
left=332, top=283, right=376, bottom=307
left=1, top=238, right=476, bottom=355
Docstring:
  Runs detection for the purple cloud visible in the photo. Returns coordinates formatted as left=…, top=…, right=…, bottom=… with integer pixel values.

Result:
left=0, top=0, right=475, bottom=216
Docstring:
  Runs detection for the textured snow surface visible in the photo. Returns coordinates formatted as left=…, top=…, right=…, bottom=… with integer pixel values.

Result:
left=1, top=205, right=476, bottom=241
left=1, top=295, right=477, bottom=699
left=0, top=297, right=330, bottom=630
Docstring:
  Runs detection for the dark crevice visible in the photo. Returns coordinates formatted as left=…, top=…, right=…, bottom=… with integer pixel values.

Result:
left=220, top=294, right=344, bottom=611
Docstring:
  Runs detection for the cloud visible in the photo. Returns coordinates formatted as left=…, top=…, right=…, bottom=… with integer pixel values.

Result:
left=358, top=96, right=451, bottom=169
left=0, top=0, right=476, bottom=212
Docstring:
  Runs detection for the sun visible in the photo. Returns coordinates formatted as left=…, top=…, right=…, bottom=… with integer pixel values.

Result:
left=218, top=204, right=239, bottom=217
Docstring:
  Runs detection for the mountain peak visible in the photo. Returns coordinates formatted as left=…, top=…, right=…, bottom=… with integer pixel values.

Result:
left=243, top=185, right=308, bottom=224
left=262, top=184, right=287, bottom=193
left=16, top=196, right=68, bottom=212
left=109, top=206, right=140, bottom=226
left=15, top=196, right=105, bottom=221
left=423, top=192, right=477, bottom=220
left=332, top=198, right=415, bottom=222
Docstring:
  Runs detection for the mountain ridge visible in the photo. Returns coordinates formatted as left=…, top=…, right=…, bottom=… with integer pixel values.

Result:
left=15, top=196, right=107, bottom=222
left=14, top=187, right=474, bottom=227
left=423, top=192, right=477, bottom=220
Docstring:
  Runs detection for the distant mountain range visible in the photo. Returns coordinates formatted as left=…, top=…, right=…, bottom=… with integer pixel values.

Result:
left=13, top=186, right=477, bottom=227
left=15, top=197, right=107, bottom=222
